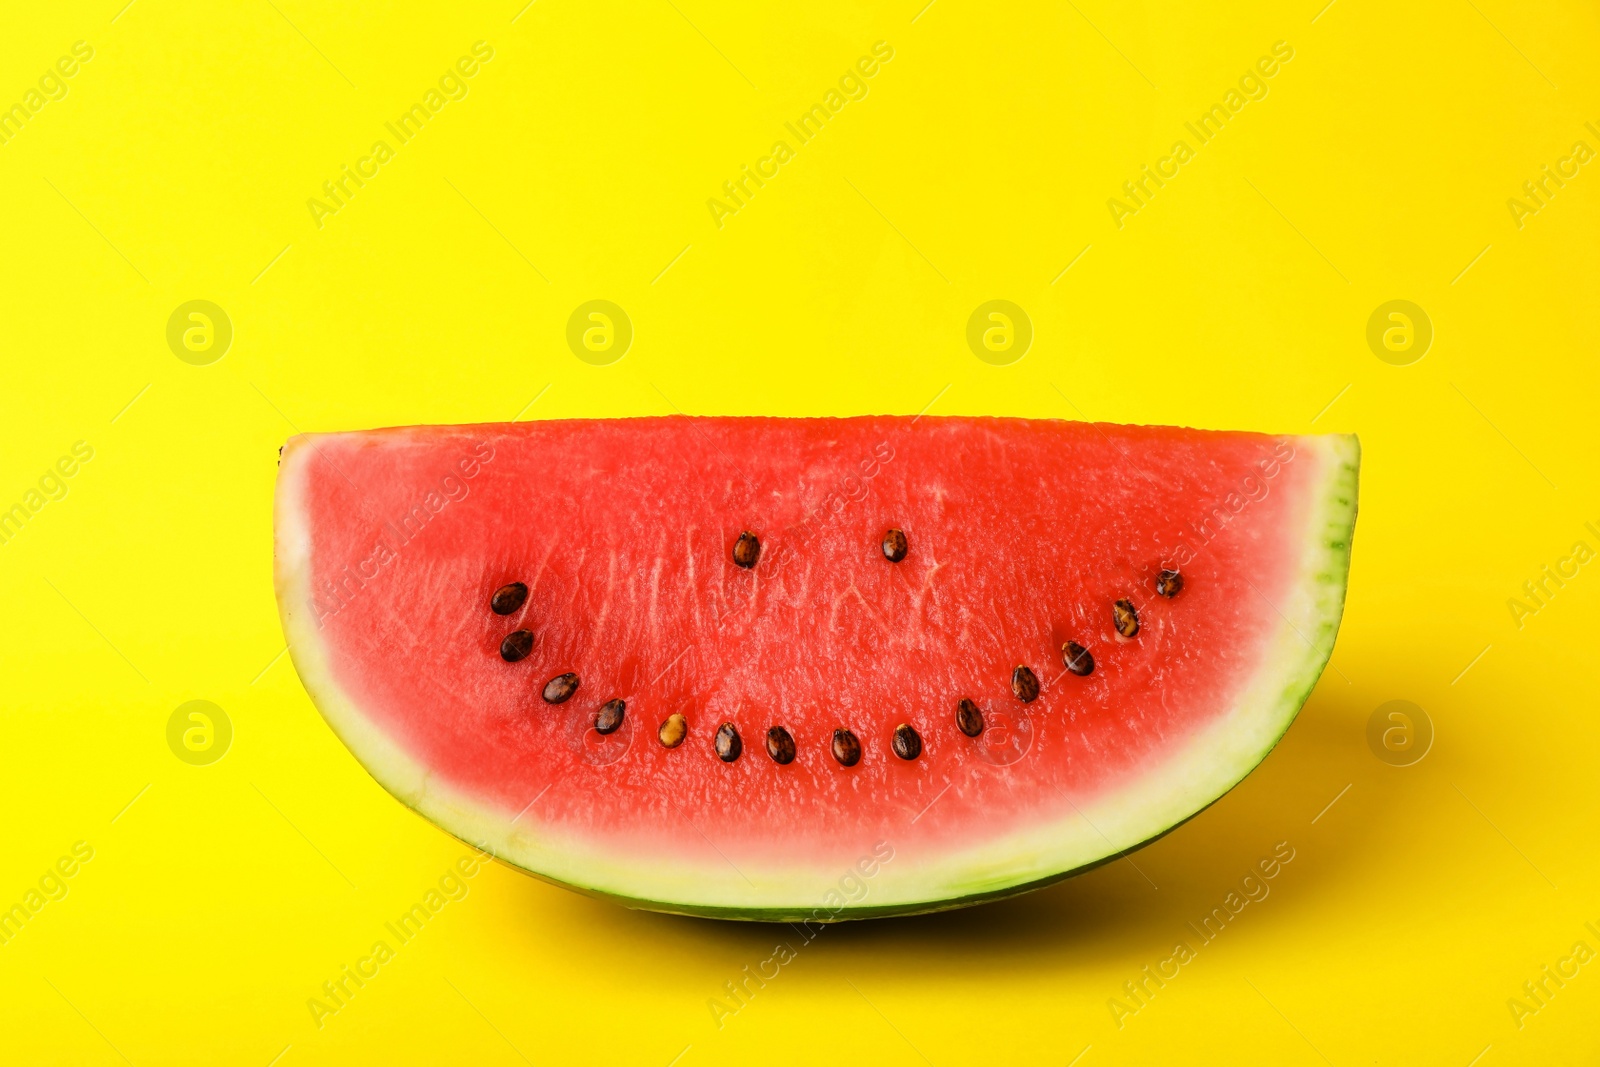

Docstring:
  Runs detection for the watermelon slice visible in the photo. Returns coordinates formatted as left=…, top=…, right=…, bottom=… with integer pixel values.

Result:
left=274, top=417, right=1357, bottom=920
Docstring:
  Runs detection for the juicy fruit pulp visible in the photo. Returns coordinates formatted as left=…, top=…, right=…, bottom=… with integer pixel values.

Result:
left=274, top=417, right=1358, bottom=920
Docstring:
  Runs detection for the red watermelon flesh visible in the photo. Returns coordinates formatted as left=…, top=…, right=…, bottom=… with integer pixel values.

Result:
left=274, top=417, right=1357, bottom=919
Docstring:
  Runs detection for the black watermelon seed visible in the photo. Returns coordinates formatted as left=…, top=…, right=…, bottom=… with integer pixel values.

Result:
left=892, top=723, right=922, bottom=760
left=956, top=699, right=985, bottom=737
left=490, top=582, right=528, bottom=615
left=659, top=713, right=687, bottom=748
left=542, top=672, right=579, bottom=704
left=882, top=528, right=908, bottom=563
left=732, top=531, right=761, bottom=569
left=766, top=726, right=797, bottom=765
left=1156, top=569, right=1184, bottom=598
left=1113, top=599, right=1140, bottom=638
left=831, top=728, right=862, bottom=767
left=714, top=722, right=742, bottom=762
left=595, top=699, right=625, bottom=735
left=1011, top=665, right=1040, bottom=703
left=499, top=630, right=534, bottom=662
left=1062, top=641, right=1095, bottom=676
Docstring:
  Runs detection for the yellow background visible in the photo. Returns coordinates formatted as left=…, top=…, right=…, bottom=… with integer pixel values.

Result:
left=2, top=0, right=1597, bottom=1062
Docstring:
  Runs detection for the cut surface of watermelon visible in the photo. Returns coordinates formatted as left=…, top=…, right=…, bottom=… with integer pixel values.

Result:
left=274, top=417, right=1357, bottom=920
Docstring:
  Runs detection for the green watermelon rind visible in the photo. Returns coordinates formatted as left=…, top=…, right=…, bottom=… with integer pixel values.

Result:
left=275, top=428, right=1358, bottom=922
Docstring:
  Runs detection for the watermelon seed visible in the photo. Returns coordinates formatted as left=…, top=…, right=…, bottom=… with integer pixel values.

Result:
left=542, top=673, right=580, bottom=704
left=1155, top=569, right=1184, bottom=598
left=714, top=722, right=743, bottom=762
left=892, top=723, right=923, bottom=760
left=1062, top=641, right=1095, bottom=676
left=882, top=528, right=908, bottom=563
left=956, top=699, right=985, bottom=737
left=766, top=726, right=797, bottom=765
left=1113, top=599, right=1140, bottom=638
left=490, top=582, right=529, bottom=615
left=658, top=713, right=688, bottom=749
left=1011, top=665, right=1040, bottom=703
left=594, top=699, right=625, bottom=735
left=499, top=630, right=535, bottom=662
left=732, top=531, right=761, bottom=569
left=831, top=728, right=862, bottom=767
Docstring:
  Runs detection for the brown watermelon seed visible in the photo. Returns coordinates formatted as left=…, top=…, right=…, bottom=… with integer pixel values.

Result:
left=831, top=728, right=862, bottom=767
left=1011, top=665, right=1040, bottom=703
left=1156, top=569, right=1184, bottom=598
left=1062, top=641, right=1095, bottom=676
left=956, top=699, right=985, bottom=738
left=882, top=528, right=908, bottom=563
left=732, top=531, right=761, bottom=569
left=499, top=630, right=534, bottom=662
left=892, top=723, right=922, bottom=760
left=542, top=672, right=579, bottom=704
left=594, top=699, right=625, bottom=735
left=658, top=713, right=687, bottom=748
left=1113, top=599, right=1140, bottom=638
left=490, top=582, right=528, bottom=615
left=714, top=722, right=743, bottom=762
left=766, top=726, right=797, bottom=765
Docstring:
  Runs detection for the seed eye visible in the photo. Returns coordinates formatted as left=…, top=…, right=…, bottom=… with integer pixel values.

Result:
left=658, top=713, right=687, bottom=748
left=1156, top=569, right=1184, bottom=598
left=956, top=699, right=985, bottom=737
left=766, top=726, right=797, bottom=765
left=714, top=722, right=743, bottom=762
left=881, top=528, right=908, bottom=563
left=831, top=728, right=862, bottom=767
left=499, top=630, right=534, bottom=662
left=542, top=672, right=580, bottom=704
left=892, top=723, right=922, bottom=760
left=594, top=699, right=625, bottom=735
left=1062, top=641, right=1094, bottom=676
left=1113, top=599, right=1140, bottom=638
left=1011, top=665, right=1040, bottom=703
left=732, top=531, right=761, bottom=569
left=490, top=582, right=528, bottom=615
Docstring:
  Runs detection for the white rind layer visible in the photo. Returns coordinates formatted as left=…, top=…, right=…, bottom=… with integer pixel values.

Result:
left=275, top=432, right=1358, bottom=920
